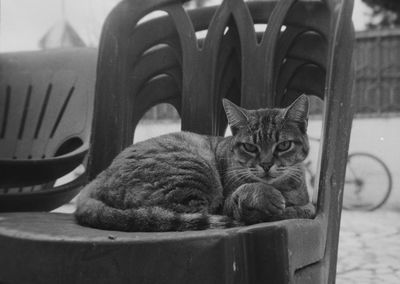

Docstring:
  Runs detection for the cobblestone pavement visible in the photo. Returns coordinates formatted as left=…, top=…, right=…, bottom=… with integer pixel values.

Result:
left=337, top=209, right=400, bottom=284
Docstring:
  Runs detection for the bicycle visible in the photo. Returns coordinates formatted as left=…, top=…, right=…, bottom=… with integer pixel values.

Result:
left=304, top=137, right=392, bottom=211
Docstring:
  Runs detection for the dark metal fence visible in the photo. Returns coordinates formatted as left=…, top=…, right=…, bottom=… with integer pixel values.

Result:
left=142, top=28, right=400, bottom=120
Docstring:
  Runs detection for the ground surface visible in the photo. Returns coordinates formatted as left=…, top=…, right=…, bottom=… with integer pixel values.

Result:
left=337, top=210, right=400, bottom=284
left=56, top=117, right=400, bottom=283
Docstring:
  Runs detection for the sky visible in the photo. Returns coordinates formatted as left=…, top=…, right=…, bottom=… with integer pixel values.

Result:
left=0, top=0, right=120, bottom=51
left=0, top=0, right=372, bottom=52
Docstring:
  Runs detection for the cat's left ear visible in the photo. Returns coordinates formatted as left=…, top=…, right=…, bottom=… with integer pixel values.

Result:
left=222, top=98, right=249, bottom=133
left=284, top=94, right=309, bottom=127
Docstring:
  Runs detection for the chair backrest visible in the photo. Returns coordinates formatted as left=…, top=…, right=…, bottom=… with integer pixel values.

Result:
left=0, top=48, right=97, bottom=160
left=90, top=0, right=354, bottom=282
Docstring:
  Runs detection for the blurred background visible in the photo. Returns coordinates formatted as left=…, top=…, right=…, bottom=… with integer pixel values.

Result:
left=0, top=0, right=374, bottom=52
left=1, top=0, right=400, bottom=283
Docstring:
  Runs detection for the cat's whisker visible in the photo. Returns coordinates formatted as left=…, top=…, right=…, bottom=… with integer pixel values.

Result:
left=221, top=168, right=248, bottom=174
left=235, top=173, right=251, bottom=185
left=269, top=166, right=303, bottom=184
left=282, top=171, right=303, bottom=183
left=224, top=169, right=256, bottom=187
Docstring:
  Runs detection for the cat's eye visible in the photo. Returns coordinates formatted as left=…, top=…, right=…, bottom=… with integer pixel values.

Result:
left=242, top=143, right=258, bottom=153
left=276, top=141, right=292, bottom=152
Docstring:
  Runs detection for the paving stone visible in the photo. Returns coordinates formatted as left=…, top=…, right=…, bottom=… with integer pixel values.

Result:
left=337, top=210, right=400, bottom=283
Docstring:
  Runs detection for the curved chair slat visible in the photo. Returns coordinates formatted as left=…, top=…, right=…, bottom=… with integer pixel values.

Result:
left=0, top=146, right=87, bottom=188
left=0, top=175, right=87, bottom=212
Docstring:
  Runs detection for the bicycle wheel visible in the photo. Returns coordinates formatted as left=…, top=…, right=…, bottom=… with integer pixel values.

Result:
left=342, top=153, right=392, bottom=211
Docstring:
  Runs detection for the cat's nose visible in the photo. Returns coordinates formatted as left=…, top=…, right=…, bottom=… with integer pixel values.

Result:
left=260, top=162, right=273, bottom=172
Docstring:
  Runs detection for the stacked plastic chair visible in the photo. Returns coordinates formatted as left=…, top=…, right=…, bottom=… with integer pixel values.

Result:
left=0, top=48, right=97, bottom=211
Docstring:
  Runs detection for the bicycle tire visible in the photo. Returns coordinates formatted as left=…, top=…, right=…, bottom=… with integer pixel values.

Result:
left=342, top=152, right=392, bottom=211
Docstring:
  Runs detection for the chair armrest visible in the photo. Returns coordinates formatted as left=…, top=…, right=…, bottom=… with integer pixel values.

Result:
left=0, top=145, right=88, bottom=187
left=0, top=174, right=87, bottom=212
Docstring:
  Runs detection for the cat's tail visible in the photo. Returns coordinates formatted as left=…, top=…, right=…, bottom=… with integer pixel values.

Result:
left=75, top=194, right=238, bottom=232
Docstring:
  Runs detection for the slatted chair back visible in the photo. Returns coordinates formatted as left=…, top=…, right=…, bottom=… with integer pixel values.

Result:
left=0, top=48, right=95, bottom=161
left=88, top=0, right=354, bottom=282
left=0, top=48, right=97, bottom=210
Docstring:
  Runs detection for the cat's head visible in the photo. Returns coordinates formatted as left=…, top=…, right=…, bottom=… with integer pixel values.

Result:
left=222, top=95, right=309, bottom=182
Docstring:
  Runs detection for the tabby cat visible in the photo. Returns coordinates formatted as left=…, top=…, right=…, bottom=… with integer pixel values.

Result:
left=75, top=95, right=315, bottom=232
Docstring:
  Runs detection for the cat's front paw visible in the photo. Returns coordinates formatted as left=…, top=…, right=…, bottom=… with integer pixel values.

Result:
left=227, top=183, right=286, bottom=224
left=281, top=203, right=316, bottom=219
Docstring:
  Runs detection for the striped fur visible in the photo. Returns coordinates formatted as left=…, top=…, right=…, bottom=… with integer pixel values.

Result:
left=76, top=132, right=238, bottom=231
left=76, top=187, right=234, bottom=232
left=75, top=95, right=315, bottom=231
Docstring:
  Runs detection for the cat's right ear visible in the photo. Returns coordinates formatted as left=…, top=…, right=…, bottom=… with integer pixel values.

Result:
left=222, top=98, right=249, bottom=134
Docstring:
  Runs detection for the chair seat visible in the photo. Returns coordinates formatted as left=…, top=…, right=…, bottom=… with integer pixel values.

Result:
left=0, top=212, right=324, bottom=284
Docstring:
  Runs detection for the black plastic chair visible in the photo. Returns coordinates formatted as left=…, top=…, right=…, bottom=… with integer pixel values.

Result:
left=0, top=0, right=354, bottom=283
